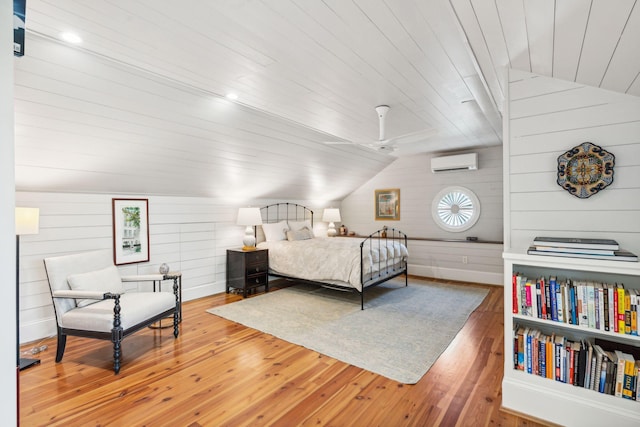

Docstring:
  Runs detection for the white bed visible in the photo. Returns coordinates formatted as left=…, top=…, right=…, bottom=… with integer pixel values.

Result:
left=257, top=203, right=409, bottom=308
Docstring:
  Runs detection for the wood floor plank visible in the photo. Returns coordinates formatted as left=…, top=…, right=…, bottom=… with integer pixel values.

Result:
left=19, top=277, right=551, bottom=426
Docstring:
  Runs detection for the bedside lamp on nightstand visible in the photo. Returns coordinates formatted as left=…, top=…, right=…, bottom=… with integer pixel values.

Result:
left=237, top=207, right=263, bottom=251
left=322, top=208, right=341, bottom=237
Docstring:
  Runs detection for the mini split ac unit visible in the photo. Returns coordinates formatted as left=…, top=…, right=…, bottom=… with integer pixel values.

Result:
left=431, top=153, right=478, bottom=173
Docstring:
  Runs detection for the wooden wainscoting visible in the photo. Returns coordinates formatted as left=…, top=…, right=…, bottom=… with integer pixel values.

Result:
left=19, top=277, right=550, bottom=426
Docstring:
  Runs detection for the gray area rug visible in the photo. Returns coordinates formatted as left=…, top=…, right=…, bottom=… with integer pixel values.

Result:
left=207, top=279, right=488, bottom=384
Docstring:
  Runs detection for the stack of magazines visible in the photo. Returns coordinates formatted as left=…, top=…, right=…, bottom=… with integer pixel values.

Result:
left=527, top=237, right=638, bottom=262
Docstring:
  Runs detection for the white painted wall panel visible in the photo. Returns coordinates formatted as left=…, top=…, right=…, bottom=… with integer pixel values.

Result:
left=505, top=69, right=640, bottom=255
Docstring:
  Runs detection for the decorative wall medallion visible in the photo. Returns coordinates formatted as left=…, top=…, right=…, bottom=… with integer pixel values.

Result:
left=557, top=142, right=614, bottom=199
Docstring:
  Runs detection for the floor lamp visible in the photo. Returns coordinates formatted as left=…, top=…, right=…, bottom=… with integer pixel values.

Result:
left=16, top=207, right=40, bottom=371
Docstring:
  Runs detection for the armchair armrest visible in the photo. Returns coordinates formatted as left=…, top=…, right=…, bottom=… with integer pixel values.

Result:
left=120, top=274, right=165, bottom=282
left=52, top=289, right=123, bottom=300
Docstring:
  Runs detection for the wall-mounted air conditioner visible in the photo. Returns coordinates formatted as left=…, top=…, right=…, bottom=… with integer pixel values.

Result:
left=431, top=153, right=478, bottom=173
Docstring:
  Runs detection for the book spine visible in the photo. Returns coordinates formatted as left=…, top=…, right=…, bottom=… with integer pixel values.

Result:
left=569, top=281, right=577, bottom=325
left=622, top=356, right=636, bottom=399
left=512, top=273, right=518, bottom=314
left=550, top=278, right=558, bottom=322
left=603, top=284, right=610, bottom=331
left=614, top=286, right=620, bottom=333
left=617, top=286, right=626, bottom=334
left=587, top=283, right=596, bottom=329
left=544, top=279, right=552, bottom=321
left=624, top=290, right=631, bottom=335
left=632, top=290, right=638, bottom=336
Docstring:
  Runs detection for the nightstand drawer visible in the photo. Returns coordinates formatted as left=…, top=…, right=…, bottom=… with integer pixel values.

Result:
left=246, top=263, right=267, bottom=275
left=246, top=273, right=267, bottom=287
left=245, top=249, right=268, bottom=265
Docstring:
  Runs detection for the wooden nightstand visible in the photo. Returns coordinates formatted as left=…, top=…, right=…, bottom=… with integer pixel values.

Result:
left=226, top=248, right=269, bottom=297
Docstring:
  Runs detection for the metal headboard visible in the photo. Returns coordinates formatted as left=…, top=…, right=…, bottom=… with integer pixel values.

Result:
left=259, top=203, right=314, bottom=226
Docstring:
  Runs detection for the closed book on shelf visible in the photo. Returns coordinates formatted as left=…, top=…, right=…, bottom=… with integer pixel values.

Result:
left=614, top=350, right=626, bottom=397
left=533, top=245, right=616, bottom=256
left=527, top=247, right=638, bottom=262
left=549, top=276, right=558, bottom=322
left=617, top=287, right=627, bottom=334
left=512, top=273, right=519, bottom=314
left=621, top=353, right=636, bottom=400
left=632, top=290, right=638, bottom=336
left=576, top=341, right=587, bottom=387
left=532, top=237, right=620, bottom=250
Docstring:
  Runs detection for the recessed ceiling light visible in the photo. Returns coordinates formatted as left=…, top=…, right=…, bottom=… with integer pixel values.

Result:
left=225, top=93, right=238, bottom=100
left=60, top=32, right=82, bottom=44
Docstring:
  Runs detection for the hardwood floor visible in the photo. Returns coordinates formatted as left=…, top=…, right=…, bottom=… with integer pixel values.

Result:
left=19, top=277, right=550, bottom=426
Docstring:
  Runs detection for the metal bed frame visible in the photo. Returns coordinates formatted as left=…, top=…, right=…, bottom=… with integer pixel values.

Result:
left=258, top=203, right=408, bottom=309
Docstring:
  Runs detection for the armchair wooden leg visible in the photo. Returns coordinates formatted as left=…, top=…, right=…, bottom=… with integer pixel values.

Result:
left=173, top=311, right=179, bottom=338
left=111, top=328, right=123, bottom=374
left=111, top=294, right=123, bottom=374
left=55, top=331, right=67, bottom=362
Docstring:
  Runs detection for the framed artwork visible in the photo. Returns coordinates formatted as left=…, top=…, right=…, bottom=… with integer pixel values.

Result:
left=375, top=188, right=400, bottom=221
left=112, top=198, right=149, bottom=265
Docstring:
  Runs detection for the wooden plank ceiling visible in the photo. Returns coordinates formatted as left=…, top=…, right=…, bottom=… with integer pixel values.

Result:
left=13, top=0, right=639, bottom=200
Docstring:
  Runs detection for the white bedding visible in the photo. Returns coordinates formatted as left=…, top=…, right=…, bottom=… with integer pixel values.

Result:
left=257, top=237, right=408, bottom=292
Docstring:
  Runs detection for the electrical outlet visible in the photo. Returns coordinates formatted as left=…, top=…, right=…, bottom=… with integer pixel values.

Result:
left=462, top=256, right=468, bottom=264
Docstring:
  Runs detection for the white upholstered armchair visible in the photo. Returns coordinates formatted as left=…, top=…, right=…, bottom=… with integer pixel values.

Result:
left=43, top=249, right=179, bottom=374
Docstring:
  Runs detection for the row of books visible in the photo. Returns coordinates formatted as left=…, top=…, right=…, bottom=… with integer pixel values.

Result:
left=513, top=326, right=640, bottom=401
left=512, top=274, right=640, bottom=336
left=527, top=237, right=638, bottom=262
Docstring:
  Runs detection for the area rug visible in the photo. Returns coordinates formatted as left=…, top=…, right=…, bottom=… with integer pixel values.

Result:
left=206, top=279, right=488, bottom=384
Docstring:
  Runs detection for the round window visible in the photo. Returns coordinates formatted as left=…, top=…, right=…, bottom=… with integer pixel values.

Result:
left=431, top=186, right=480, bottom=232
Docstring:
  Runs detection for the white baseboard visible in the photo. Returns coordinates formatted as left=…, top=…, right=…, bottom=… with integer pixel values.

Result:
left=408, top=264, right=503, bottom=286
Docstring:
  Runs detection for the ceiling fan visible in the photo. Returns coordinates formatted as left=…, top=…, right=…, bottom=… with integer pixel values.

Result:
left=324, top=105, right=436, bottom=153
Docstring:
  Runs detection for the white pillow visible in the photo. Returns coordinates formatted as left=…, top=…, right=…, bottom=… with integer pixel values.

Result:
left=288, top=220, right=313, bottom=234
left=67, top=266, right=124, bottom=308
left=286, top=227, right=314, bottom=241
left=261, top=221, right=289, bottom=242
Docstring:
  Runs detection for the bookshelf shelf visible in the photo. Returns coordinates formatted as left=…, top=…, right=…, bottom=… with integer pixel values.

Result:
left=503, top=250, right=640, bottom=426
left=512, top=314, right=640, bottom=346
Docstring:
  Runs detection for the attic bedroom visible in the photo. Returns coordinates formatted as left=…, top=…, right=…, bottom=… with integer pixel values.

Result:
left=3, top=1, right=640, bottom=426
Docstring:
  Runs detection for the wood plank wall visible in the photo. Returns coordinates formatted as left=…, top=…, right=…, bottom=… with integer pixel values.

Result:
left=505, top=69, right=640, bottom=254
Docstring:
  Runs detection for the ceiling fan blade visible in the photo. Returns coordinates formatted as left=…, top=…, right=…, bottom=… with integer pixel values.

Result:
left=386, top=128, right=437, bottom=145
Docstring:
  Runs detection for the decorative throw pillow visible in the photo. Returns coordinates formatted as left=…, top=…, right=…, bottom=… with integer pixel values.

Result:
left=286, top=226, right=314, bottom=241
left=261, top=220, right=289, bottom=242
left=67, top=265, right=124, bottom=308
left=288, top=220, right=314, bottom=236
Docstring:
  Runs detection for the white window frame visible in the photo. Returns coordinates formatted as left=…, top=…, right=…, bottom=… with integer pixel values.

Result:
left=431, top=186, right=480, bottom=232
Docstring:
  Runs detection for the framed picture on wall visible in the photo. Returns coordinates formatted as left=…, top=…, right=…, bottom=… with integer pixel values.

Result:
left=375, top=188, right=400, bottom=220
left=112, top=198, right=149, bottom=265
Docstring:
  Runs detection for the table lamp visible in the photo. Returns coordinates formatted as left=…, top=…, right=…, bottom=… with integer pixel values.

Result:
left=322, top=208, right=341, bottom=237
left=237, top=207, right=262, bottom=250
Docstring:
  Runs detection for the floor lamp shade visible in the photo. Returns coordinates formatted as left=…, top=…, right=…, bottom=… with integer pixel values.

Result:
left=237, top=207, right=262, bottom=250
left=16, top=207, right=39, bottom=235
left=322, top=208, right=341, bottom=237
left=16, top=207, right=40, bottom=371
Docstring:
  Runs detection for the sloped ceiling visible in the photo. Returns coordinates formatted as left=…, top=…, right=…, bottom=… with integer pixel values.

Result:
left=13, top=0, right=639, bottom=200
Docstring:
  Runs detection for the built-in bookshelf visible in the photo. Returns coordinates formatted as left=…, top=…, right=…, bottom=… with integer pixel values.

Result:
left=503, top=251, right=640, bottom=426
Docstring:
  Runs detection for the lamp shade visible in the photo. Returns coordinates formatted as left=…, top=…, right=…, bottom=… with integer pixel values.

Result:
left=322, top=208, right=341, bottom=223
left=236, top=207, right=263, bottom=226
left=15, top=207, right=40, bottom=235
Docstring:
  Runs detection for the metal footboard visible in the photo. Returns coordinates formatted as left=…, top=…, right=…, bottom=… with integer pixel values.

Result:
left=359, top=228, right=409, bottom=309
